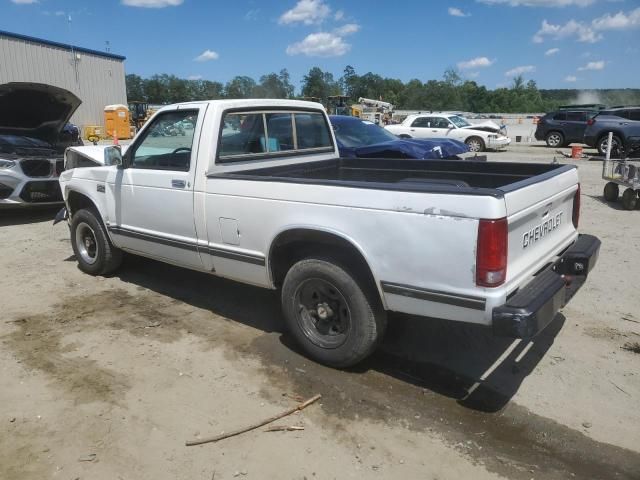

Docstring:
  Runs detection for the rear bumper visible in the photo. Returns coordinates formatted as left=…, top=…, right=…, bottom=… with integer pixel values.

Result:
left=492, top=234, right=600, bottom=338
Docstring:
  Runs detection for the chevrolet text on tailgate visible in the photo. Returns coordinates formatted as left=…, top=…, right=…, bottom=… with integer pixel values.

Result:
left=56, top=99, right=601, bottom=367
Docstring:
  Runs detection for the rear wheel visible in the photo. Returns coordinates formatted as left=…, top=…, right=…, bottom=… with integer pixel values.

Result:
left=465, top=136, right=485, bottom=153
left=597, top=135, right=622, bottom=156
left=281, top=256, right=386, bottom=368
left=603, top=182, right=619, bottom=202
left=70, top=208, right=123, bottom=275
left=545, top=131, right=564, bottom=148
left=621, top=188, right=637, bottom=210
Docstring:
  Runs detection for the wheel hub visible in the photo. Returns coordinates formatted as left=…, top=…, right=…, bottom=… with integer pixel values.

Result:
left=316, top=302, right=333, bottom=320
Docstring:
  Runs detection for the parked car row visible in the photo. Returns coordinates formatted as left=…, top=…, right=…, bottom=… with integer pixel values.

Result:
left=535, top=105, right=640, bottom=155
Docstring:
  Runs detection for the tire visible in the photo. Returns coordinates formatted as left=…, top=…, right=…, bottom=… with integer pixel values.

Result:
left=281, top=256, right=387, bottom=368
left=545, top=131, right=564, bottom=148
left=70, top=208, right=123, bottom=275
left=621, top=188, right=637, bottom=211
left=465, top=136, right=485, bottom=153
left=597, top=134, right=622, bottom=156
left=603, top=182, right=619, bottom=202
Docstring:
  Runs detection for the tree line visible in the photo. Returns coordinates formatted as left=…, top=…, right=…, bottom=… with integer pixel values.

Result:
left=126, top=66, right=640, bottom=113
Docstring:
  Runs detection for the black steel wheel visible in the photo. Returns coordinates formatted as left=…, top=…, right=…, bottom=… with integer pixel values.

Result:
left=603, top=182, right=619, bottom=202
left=70, top=208, right=123, bottom=275
left=545, top=131, right=564, bottom=148
left=621, top=188, right=637, bottom=211
left=281, top=256, right=386, bottom=368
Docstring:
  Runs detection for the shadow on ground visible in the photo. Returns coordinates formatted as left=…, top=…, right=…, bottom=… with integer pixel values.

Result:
left=0, top=206, right=59, bottom=227
left=114, top=254, right=559, bottom=413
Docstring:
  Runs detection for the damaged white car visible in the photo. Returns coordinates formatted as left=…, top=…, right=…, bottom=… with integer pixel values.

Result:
left=385, top=113, right=510, bottom=152
left=0, top=82, right=81, bottom=208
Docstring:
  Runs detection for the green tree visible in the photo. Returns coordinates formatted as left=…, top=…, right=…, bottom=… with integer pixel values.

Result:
left=224, top=76, right=257, bottom=98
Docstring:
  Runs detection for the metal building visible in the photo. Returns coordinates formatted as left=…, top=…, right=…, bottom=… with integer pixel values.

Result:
left=0, top=30, right=127, bottom=128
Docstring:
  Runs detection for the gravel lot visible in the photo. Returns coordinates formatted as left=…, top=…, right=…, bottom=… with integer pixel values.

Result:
left=1, top=143, right=639, bottom=480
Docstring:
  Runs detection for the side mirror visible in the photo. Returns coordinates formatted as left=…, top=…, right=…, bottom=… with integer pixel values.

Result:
left=104, top=145, right=123, bottom=167
left=448, top=123, right=455, bottom=129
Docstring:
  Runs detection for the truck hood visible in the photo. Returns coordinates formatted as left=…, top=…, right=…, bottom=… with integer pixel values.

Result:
left=65, top=144, right=130, bottom=168
left=0, top=82, right=81, bottom=145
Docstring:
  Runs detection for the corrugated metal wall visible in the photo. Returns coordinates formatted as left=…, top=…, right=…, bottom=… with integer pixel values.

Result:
left=0, top=35, right=126, bottom=128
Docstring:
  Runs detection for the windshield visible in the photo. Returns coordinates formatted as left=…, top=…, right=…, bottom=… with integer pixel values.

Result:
left=332, top=118, right=398, bottom=147
left=449, top=115, right=471, bottom=128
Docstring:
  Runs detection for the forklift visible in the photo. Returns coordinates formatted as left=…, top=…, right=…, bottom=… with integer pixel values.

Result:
left=129, top=101, right=151, bottom=131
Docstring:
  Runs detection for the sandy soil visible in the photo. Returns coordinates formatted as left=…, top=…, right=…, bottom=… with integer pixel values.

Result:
left=1, top=143, right=639, bottom=480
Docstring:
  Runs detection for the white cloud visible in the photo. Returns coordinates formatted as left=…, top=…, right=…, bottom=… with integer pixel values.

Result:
left=505, top=65, right=536, bottom=76
left=478, top=0, right=594, bottom=6
left=578, top=60, right=605, bottom=71
left=592, top=8, right=640, bottom=31
left=11, top=0, right=38, bottom=4
left=279, top=0, right=330, bottom=25
left=532, top=19, right=601, bottom=43
left=286, top=32, right=350, bottom=57
left=544, top=47, right=560, bottom=56
left=194, top=49, right=219, bottom=62
left=457, top=56, right=494, bottom=70
left=334, top=9, right=344, bottom=20
left=121, top=0, right=182, bottom=7
left=564, top=75, right=577, bottom=82
left=245, top=9, right=260, bottom=21
left=333, top=23, right=360, bottom=36
left=187, top=75, right=203, bottom=81
left=448, top=7, right=470, bottom=17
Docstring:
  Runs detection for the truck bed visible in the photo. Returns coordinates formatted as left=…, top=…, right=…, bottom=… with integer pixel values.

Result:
left=212, top=158, right=574, bottom=197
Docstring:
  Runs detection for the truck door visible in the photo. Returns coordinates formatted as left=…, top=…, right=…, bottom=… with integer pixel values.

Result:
left=107, top=106, right=206, bottom=270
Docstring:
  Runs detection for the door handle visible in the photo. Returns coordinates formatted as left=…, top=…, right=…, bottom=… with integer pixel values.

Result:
left=410, top=129, right=415, bottom=132
left=171, top=179, right=186, bottom=189
left=432, top=130, right=438, bottom=133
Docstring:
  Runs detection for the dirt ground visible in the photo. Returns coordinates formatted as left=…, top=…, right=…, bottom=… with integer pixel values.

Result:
left=1, top=143, right=639, bottom=480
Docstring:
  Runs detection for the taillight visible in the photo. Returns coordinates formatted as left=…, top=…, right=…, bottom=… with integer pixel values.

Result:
left=587, top=118, right=595, bottom=126
left=572, top=184, right=580, bottom=228
left=476, top=218, right=508, bottom=287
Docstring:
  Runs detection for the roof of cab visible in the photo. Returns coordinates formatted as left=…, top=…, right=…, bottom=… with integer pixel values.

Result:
left=158, top=98, right=326, bottom=112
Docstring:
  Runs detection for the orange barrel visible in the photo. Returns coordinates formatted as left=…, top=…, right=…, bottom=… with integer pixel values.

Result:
left=571, top=146, right=583, bottom=159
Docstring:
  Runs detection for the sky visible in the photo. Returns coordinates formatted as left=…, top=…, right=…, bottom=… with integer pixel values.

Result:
left=1, top=0, right=639, bottom=90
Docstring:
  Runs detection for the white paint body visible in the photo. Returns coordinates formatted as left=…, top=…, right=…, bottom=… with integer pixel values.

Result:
left=59, top=99, right=579, bottom=328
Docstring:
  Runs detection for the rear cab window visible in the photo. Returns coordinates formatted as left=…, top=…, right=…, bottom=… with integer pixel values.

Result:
left=218, top=109, right=333, bottom=162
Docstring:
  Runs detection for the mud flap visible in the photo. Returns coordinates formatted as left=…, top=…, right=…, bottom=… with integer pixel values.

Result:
left=53, top=206, right=68, bottom=225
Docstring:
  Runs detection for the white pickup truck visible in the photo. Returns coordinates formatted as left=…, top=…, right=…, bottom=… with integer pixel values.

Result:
left=57, top=99, right=600, bottom=367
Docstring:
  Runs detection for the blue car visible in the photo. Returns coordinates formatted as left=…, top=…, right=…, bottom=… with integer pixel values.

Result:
left=329, top=115, right=469, bottom=160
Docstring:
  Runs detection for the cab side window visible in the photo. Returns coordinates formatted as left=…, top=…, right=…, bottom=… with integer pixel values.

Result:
left=218, top=110, right=333, bottom=162
left=130, top=110, right=198, bottom=171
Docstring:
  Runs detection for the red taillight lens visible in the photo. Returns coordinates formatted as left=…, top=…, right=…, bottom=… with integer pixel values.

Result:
left=572, top=184, right=580, bottom=228
left=476, top=218, right=508, bottom=287
left=587, top=118, right=595, bottom=126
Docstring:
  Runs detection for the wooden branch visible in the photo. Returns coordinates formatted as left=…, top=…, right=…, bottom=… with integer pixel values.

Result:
left=185, top=394, right=321, bottom=447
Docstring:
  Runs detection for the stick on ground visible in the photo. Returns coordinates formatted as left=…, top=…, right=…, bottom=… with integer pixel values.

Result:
left=185, top=394, right=321, bottom=447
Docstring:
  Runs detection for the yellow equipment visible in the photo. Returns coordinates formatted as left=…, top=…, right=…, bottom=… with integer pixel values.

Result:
left=104, top=104, right=132, bottom=139
left=84, top=125, right=104, bottom=143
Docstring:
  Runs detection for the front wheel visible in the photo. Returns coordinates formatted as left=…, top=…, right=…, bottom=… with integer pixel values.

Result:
left=465, top=136, right=485, bottom=153
left=281, top=257, right=386, bottom=368
left=70, top=208, right=123, bottom=275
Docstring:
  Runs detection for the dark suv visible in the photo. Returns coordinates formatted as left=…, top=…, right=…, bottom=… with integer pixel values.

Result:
left=584, top=106, right=640, bottom=155
left=535, top=109, right=597, bottom=148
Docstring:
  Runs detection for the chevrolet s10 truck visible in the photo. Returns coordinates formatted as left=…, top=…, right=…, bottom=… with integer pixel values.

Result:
left=57, top=99, right=600, bottom=367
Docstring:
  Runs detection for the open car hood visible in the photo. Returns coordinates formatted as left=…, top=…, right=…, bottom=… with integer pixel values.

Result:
left=348, top=138, right=469, bottom=159
left=0, top=82, right=81, bottom=145
left=462, top=120, right=501, bottom=133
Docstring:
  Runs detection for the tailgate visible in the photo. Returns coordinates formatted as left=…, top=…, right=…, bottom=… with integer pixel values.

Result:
left=503, top=167, right=579, bottom=285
